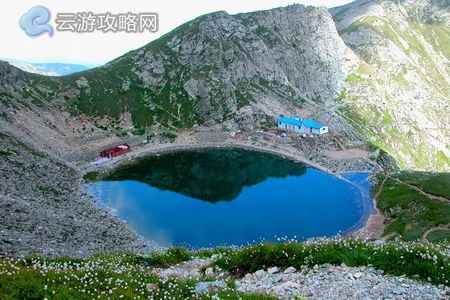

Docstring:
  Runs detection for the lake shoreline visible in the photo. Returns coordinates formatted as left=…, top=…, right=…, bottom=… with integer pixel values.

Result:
left=84, top=140, right=373, bottom=179
left=83, top=141, right=384, bottom=244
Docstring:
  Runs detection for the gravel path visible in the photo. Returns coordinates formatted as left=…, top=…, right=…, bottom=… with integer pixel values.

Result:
left=389, top=176, right=450, bottom=204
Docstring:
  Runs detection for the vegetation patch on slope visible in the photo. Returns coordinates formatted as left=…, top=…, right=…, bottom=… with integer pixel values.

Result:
left=211, top=240, right=449, bottom=285
left=0, top=253, right=274, bottom=300
left=335, top=4, right=450, bottom=172
left=374, top=172, right=450, bottom=241
left=392, top=172, right=450, bottom=199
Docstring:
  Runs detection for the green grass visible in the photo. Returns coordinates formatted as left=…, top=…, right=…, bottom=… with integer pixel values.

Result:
left=212, top=240, right=449, bottom=285
left=381, top=111, right=394, bottom=126
left=375, top=174, right=450, bottom=241
left=131, top=128, right=146, bottom=136
left=129, top=247, right=191, bottom=268
left=38, top=186, right=61, bottom=196
left=0, top=150, right=14, bottom=157
left=427, top=230, right=450, bottom=243
left=0, top=253, right=276, bottom=300
left=345, top=73, right=362, bottom=83
left=82, top=171, right=99, bottom=182
left=392, top=172, right=450, bottom=199
left=1, top=241, right=448, bottom=299
left=436, top=151, right=450, bottom=170
left=392, top=68, right=412, bottom=89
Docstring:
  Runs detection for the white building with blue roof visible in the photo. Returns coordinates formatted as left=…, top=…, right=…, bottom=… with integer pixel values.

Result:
left=277, top=116, right=328, bottom=135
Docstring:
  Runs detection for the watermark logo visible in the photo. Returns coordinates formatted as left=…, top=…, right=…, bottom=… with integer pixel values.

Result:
left=20, top=6, right=54, bottom=37
left=20, top=6, right=158, bottom=37
left=55, top=12, right=158, bottom=33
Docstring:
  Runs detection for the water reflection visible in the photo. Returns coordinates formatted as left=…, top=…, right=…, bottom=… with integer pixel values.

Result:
left=105, top=149, right=307, bottom=202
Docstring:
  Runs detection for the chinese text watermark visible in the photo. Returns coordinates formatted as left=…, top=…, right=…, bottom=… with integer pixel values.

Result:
left=20, top=6, right=159, bottom=37
left=55, top=12, right=158, bottom=33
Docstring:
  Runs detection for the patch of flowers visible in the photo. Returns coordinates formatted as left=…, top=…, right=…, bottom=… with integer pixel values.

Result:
left=0, top=253, right=273, bottom=299
left=1, top=239, right=448, bottom=299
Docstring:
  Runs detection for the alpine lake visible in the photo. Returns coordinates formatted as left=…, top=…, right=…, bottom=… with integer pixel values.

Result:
left=87, top=148, right=373, bottom=248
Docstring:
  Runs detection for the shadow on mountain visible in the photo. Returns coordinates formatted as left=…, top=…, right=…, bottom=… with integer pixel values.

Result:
left=104, top=148, right=307, bottom=202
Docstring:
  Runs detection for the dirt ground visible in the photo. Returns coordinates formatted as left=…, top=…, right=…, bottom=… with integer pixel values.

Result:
left=325, top=148, right=371, bottom=160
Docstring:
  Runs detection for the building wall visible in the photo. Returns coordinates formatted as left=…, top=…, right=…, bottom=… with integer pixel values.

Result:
left=278, top=122, right=329, bottom=135
left=300, top=125, right=311, bottom=134
left=278, top=122, right=302, bottom=133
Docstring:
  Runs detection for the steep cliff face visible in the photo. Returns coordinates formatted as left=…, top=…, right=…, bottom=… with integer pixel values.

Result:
left=332, top=0, right=450, bottom=171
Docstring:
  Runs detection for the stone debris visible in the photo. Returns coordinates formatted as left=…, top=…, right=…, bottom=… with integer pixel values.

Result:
left=147, top=257, right=448, bottom=300
left=235, top=264, right=448, bottom=300
left=0, top=133, right=156, bottom=258
left=283, top=266, right=297, bottom=274
left=151, top=258, right=212, bottom=281
left=205, top=267, right=215, bottom=276
left=194, top=281, right=228, bottom=294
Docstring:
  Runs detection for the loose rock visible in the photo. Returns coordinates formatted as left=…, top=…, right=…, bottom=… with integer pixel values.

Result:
left=194, top=281, right=227, bottom=294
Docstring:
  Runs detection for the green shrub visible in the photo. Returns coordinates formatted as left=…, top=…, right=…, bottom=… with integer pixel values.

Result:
left=132, top=247, right=192, bottom=268
left=132, top=128, right=146, bottom=136
left=83, top=171, right=99, bottom=182
left=0, top=150, right=13, bottom=157
left=160, top=131, right=177, bottom=143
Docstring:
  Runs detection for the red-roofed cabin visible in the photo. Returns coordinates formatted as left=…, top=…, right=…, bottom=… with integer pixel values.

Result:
left=100, top=143, right=131, bottom=158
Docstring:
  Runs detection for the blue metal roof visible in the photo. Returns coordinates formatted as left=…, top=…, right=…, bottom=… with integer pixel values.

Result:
left=277, top=116, right=302, bottom=126
left=302, top=119, right=326, bottom=129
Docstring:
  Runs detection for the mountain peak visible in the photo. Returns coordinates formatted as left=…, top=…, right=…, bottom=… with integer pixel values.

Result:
left=1, top=1, right=448, bottom=171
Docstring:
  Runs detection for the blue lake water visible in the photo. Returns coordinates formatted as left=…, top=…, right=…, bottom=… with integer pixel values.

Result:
left=87, top=149, right=373, bottom=248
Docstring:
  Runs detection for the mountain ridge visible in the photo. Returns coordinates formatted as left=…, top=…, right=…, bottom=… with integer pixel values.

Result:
left=0, top=0, right=448, bottom=171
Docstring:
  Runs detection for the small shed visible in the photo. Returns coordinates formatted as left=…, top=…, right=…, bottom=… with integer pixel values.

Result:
left=100, top=143, right=131, bottom=158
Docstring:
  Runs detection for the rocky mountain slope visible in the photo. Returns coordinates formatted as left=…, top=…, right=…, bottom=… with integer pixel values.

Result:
left=1, top=1, right=448, bottom=172
left=59, top=5, right=354, bottom=131
left=0, top=132, right=151, bottom=257
left=1, top=1, right=448, bottom=171
left=332, top=0, right=450, bottom=171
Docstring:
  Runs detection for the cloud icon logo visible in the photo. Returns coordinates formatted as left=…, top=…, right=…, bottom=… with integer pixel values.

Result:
left=20, top=6, right=53, bottom=37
